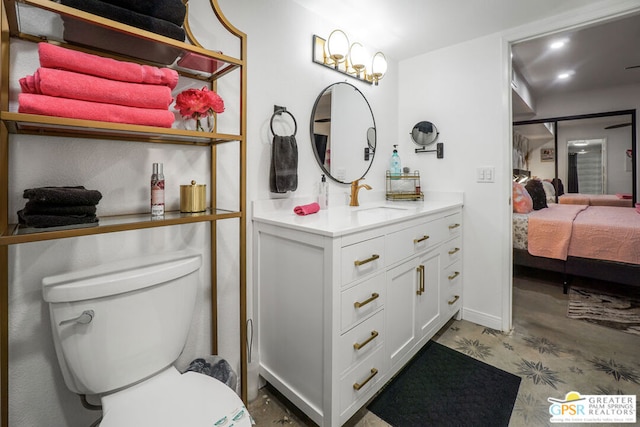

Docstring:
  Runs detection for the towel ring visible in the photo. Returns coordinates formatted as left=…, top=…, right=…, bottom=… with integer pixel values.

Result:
left=270, top=109, right=297, bottom=137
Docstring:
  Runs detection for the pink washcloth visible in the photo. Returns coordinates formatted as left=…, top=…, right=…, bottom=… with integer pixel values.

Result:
left=20, top=68, right=173, bottom=109
left=293, top=202, right=320, bottom=216
left=38, top=42, right=179, bottom=89
left=19, top=93, right=175, bottom=128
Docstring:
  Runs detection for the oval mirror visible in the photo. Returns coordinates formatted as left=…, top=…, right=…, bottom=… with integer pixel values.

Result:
left=310, top=82, right=376, bottom=183
left=411, top=121, right=438, bottom=147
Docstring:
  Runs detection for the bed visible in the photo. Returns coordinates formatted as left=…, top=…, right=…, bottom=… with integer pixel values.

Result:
left=559, top=193, right=633, bottom=207
left=513, top=203, right=640, bottom=291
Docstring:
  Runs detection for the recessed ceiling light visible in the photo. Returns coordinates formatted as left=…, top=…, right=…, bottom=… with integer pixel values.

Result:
left=550, top=41, right=565, bottom=49
left=558, top=71, right=572, bottom=79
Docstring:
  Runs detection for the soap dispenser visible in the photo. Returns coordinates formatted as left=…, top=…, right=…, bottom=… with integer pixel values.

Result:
left=317, top=174, right=328, bottom=209
left=390, top=145, right=402, bottom=176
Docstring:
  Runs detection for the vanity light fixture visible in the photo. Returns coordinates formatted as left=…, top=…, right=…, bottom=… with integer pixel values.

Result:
left=312, top=31, right=387, bottom=85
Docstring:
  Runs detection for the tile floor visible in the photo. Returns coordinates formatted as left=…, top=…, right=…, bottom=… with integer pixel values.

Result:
left=247, top=269, right=640, bottom=426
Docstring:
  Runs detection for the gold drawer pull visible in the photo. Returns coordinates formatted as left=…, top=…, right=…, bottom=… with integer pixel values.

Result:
left=353, top=330, right=379, bottom=350
left=448, top=247, right=460, bottom=255
left=416, top=265, right=425, bottom=295
left=448, top=295, right=460, bottom=305
left=413, top=235, right=430, bottom=244
left=354, top=293, right=379, bottom=308
left=353, top=368, right=378, bottom=391
left=448, top=223, right=461, bottom=230
left=448, top=271, right=460, bottom=281
left=354, top=254, right=380, bottom=266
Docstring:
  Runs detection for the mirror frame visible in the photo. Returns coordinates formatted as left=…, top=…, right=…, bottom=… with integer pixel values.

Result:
left=310, top=82, right=376, bottom=184
left=514, top=109, right=637, bottom=204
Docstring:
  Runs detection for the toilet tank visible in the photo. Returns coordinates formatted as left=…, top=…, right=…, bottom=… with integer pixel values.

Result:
left=42, top=251, right=202, bottom=395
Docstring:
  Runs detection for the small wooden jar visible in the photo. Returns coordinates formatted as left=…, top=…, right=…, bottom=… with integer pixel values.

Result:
left=180, top=180, right=206, bottom=212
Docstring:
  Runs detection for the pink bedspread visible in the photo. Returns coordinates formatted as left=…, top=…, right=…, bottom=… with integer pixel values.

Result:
left=568, top=206, right=640, bottom=264
left=559, top=194, right=590, bottom=205
left=528, top=204, right=588, bottom=260
left=559, top=193, right=632, bottom=207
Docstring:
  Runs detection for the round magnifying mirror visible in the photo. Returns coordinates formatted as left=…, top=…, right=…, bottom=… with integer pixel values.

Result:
left=411, top=121, right=438, bottom=147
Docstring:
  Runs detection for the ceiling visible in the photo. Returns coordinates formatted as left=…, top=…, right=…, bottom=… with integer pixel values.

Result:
left=511, top=12, right=640, bottom=103
left=291, top=0, right=594, bottom=61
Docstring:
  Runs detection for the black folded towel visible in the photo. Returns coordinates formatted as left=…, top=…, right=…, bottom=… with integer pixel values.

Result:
left=61, top=0, right=186, bottom=42
left=17, top=210, right=98, bottom=228
left=23, top=186, right=102, bottom=206
left=23, top=201, right=97, bottom=216
left=269, top=135, right=298, bottom=193
left=99, top=0, right=187, bottom=26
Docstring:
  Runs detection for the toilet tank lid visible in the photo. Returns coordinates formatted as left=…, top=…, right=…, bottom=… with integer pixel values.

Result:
left=42, top=252, right=202, bottom=303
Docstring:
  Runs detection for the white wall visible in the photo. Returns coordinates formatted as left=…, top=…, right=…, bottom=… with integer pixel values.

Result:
left=399, top=34, right=511, bottom=329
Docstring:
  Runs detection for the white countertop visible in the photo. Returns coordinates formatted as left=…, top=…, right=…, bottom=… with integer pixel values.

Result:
left=252, top=191, right=463, bottom=237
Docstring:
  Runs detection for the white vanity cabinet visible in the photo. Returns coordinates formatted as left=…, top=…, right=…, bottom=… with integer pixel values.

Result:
left=253, top=197, right=462, bottom=426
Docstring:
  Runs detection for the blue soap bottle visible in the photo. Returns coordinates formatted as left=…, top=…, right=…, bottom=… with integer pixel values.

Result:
left=390, top=145, right=402, bottom=176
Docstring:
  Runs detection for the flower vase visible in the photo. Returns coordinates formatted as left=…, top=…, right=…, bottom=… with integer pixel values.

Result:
left=184, top=113, right=215, bottom=132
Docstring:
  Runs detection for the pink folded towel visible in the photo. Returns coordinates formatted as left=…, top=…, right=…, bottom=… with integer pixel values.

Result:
left=20, top=68, right=173, bottom=109
left=294, top=202, right=320, bottom=216
left=38, top=43, right=179, bottom=89
left=19, top=93, right=175, bottom=128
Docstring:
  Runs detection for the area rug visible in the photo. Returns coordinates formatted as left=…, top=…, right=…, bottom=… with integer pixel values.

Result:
left=367, top=341, right=521, bottom=427
left=567, top=286, right=640, bottom=336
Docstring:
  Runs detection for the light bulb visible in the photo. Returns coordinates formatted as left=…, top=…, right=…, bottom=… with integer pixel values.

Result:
left=327, top=30, right=349, bottom=67
left=349, top=42, right=367, bottom=77
left=371, top=51, right=387, bottom=85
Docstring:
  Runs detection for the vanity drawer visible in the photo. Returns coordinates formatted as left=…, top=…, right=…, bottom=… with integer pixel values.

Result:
left=338, top=309, right=384, bottom=375
left=385, top=220, right=443, bottom=266
left=341, top=236, right=385, bottom=285
left=341, top=272, right=385, bottom=332
left=444, top=212, right=462, bottom=240
left=339, top=344, right=385, bottom=416
left=442, top=261, right=462, bottom=316
left=442, top=237, right=462, bottom=268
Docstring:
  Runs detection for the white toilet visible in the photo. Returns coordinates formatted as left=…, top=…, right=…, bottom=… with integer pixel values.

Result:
left=42, top=251, right=251, bottom=427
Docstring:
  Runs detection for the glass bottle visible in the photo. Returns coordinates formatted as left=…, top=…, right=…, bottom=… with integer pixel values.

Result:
left=151, top=163, right=165, bottom=216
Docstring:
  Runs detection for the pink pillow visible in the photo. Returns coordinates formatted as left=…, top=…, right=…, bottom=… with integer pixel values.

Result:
left=513, top=182, right=533, bottom=213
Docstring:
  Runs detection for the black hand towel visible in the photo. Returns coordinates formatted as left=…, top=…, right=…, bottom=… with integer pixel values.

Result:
left=269, top=135, right=298, bottom=193
left=23, top=201, right=97, bottom=216
left=98, top=0, right=187, bottom=26
left=17, top=210, right=98, bottom=228
left=61, top=0, right=186, bottom=41
left=23, top=186, right=102, bottom=206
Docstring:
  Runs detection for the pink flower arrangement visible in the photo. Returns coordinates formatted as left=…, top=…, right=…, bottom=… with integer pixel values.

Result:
left=175, top=86, right=224, bottom=131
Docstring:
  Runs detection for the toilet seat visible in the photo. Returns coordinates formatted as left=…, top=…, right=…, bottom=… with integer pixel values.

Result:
left=99, top=367, right=251, bottom=427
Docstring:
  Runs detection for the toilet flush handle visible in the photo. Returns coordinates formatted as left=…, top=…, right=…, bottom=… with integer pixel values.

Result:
left=59, top=310, right=95, bottom=326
